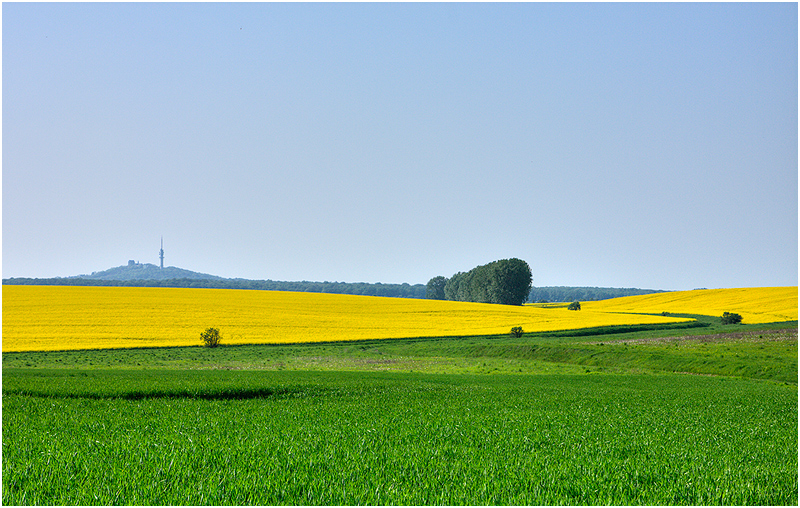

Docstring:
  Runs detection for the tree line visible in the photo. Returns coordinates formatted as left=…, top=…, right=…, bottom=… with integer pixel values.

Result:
left=528, top=286, right=666, bottom=303
left=2, top=277, right=427, bottom=299
left=4, top=276, right=665, bottom=303
left=426, top=258, right=533, bottom=306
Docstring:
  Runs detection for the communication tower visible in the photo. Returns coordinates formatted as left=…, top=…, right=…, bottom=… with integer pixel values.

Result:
left=159, top=237, right=164, bottom=269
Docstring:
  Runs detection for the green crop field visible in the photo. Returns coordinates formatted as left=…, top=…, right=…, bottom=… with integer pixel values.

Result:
left=3, top=317, right=797, bottom=505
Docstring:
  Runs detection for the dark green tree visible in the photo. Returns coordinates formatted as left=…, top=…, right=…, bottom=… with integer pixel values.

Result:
left=568, top=301, right=581, bottom=310
left=444, top=272, right=467, bottom=301
left=201, top=327, right=222, bottom=348
left=487, top=258, right=533, bottom=306
left=721, top=312, right=743, bottom=324
left=426, top=276, right=448, bottom=300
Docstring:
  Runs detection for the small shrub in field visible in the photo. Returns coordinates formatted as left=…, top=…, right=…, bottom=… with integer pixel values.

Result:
left=510, top=326, right=524, bottom=338
left=721, top=312, right=743, bottom=325
left=568, top=301, right=581, bottom=311
left=201, top=327, right=222, bottom=348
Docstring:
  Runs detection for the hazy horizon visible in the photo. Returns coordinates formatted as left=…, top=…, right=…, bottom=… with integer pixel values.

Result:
left=3, top=3, right=797, bottom=291
left=4, top=258, right=796, bottom=293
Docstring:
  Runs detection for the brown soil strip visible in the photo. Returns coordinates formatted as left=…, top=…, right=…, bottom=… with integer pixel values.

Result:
left=588, top=328, right=797, bottom=346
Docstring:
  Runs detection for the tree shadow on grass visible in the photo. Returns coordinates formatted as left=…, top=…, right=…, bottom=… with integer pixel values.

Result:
left=3, top=385, right=335, bottom=401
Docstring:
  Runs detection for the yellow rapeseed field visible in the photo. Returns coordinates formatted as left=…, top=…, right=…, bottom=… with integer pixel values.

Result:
left=2, top=285, right=695, bottom=352
left=585, top=286, right=798, bottom=324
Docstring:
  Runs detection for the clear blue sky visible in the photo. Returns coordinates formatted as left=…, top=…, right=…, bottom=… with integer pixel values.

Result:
left=3, top=2, right=797, bottom=290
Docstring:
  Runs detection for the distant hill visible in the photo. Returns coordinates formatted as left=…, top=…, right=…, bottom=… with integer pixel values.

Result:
left=81, top=262, right=225, bottom=281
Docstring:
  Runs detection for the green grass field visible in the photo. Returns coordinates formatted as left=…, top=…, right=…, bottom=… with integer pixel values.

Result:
left=3, top=317, right=797, bottom=505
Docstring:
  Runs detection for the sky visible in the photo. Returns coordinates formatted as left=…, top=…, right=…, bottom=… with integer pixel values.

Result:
left=3, top=2, right=797, bottom=291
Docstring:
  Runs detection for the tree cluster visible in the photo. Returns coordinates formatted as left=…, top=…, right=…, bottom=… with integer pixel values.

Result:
left=427, top=258, right=532, bottom=306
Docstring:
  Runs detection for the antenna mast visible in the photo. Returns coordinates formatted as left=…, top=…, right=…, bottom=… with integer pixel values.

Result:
left=159, top=237, right=164, bottom=269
